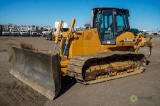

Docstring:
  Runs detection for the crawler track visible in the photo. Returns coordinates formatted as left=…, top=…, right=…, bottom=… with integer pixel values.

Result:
left=66, top=51, right=146, bottom=84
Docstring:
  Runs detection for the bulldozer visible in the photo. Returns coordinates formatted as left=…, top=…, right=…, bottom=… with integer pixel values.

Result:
left=8, top=7, right=154, bottom=100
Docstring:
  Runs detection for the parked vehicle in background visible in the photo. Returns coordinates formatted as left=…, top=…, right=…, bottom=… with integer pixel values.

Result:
left=130, top=28, right=139, bottom=37
left=30, top=30, right=38, bottom=36
left=46, top=28, right=69, bottom=40
left=141, top=31, right=147, bottom=38
left=42, top=29, right=51, bottom=37
left=2, top=30, right=10, bottom=36
left=20, top=30, right=28, bottom=36
left=37, top=30, right=43, bottom=36
left=130, top=28, right=147, bottom=38
left=147, top=31, right=158, bottom=35
left=0, top=25, right=3, bottom=36
left=152, top=32, right=158, bottom=35
left=11, top=30, right=20, bottom=36
left=45, top=31, right=53, bottom=40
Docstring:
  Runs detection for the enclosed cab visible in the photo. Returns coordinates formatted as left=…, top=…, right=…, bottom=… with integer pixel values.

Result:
left=91, top=8, right=130, bottom=45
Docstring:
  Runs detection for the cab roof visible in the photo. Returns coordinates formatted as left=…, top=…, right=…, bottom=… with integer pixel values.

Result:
left=92, top=7, right=129, bottom=11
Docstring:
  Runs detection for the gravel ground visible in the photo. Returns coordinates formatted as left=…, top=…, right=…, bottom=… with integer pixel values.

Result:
left=0, top=35, right=160, bottom=106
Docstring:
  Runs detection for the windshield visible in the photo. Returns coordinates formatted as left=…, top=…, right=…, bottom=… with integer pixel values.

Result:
left=95, top=10, right=114, bottom=44
left=116, top=10, right=129, bottom=32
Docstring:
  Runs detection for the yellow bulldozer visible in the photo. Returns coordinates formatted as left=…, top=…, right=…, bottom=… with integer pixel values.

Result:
left=8, top=7, right=154, bottom=100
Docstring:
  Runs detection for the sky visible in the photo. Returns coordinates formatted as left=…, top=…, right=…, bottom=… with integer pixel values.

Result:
left=0, top=0, right=160, bottom=31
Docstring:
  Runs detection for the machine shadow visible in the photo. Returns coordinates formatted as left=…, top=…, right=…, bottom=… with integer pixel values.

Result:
left=56, top=76, right=77, bottom=98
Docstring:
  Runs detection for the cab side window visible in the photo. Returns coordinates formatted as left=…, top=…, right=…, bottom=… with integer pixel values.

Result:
left=116, top=12, right=125, bottom=32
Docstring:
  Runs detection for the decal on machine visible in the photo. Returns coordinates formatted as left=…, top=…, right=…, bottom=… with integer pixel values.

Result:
left=121, top=38, right=134, bottom=42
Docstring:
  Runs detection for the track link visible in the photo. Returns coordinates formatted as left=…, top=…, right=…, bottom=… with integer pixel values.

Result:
left=66, top=51, right=146, bottom=84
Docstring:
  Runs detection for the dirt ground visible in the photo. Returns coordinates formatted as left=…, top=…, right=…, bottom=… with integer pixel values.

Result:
left=0, top=37, right=52, bottom=106
left=0, top=35, right=160, bottom=106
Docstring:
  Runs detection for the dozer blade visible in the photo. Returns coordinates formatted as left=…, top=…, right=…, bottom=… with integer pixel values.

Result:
left=8, top=47, right=61, bottom=100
